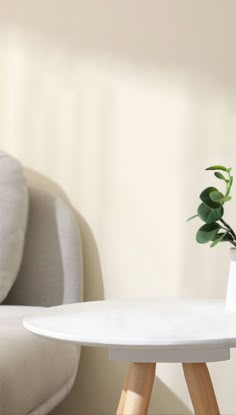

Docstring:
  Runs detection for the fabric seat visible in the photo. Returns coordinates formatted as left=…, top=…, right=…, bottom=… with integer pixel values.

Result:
left=0, top=306, right=79, bottom=415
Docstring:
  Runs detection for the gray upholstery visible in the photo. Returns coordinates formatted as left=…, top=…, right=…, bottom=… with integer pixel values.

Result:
left=0, top=152, right=29, bottom=303
left=0, top=306, right=79, bottom=415
left=4, top=187, right=83, bottom=306
left=1, top=186, right=83, bottom=415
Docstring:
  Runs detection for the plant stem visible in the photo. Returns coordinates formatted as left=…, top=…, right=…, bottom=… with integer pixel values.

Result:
left=226, top=172, right=230, bottom=196
left=225, top=170, right=233, bottom=197
left=220, top=219, right=236, bottom=240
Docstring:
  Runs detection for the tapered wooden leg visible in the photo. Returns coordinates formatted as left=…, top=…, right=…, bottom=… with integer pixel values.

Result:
left=183, top=363, right=220, bottom=415
left=116, top=362, right=156, bottom=415
left=117, top=365, right=131, bottom=415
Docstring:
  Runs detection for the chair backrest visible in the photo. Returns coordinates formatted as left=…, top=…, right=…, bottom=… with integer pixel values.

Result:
left=4, top=187, right=83, bottom=306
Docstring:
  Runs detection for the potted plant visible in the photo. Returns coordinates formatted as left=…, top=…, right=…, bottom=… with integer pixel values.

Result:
left=188, top=165, right=236, bottom=311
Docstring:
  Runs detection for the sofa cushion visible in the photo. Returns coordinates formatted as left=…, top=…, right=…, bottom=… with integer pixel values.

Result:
left=0, top=152, right=28, bottom=302
left=0, top=306, right=79, bottom=415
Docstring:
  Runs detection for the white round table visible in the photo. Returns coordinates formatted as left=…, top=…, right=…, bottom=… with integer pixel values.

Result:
left=23, top=298, right=236, bottom=415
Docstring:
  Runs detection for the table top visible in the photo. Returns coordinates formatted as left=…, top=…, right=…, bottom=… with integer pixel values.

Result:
left=23, top=298, right=236, bottom=363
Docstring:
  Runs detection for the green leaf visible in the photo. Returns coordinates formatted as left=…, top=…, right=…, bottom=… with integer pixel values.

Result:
left=209, top=190, right=225, bottom=203
left=196, top=223, right=220, bottom=244
left=210, top=232, right=228, bottom=247
left=211, top=232, right=225, bottom=241
left=206, top=165, right=230, bottom=172
left=214, top=172, right=227, bottom=181
left=186, top=214, right=199, bottom=222
left=200, top=187, right=221, bottom=208
left=209, top=191, right=232, bottom=204
left=211, top=231, right=234, bottom=241
left=221, top=195, right=232, bottom=203
left=223, top=233, right=234, bottom=242
left=197, top=203, right=223, bottom=224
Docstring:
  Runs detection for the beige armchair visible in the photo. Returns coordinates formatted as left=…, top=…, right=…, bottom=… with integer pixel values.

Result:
left=1, top=186, right=83, bottom=415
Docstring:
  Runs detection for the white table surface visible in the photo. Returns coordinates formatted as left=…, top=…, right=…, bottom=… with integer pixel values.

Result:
left=23, top=298, right=236, bottom=363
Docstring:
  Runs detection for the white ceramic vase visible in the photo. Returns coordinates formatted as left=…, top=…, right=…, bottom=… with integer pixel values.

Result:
left=226, top=248, right=236, bottom=312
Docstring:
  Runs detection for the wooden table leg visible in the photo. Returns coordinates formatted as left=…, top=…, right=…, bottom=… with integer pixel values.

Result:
left=117, top=365, right=131, bottom=414
left=183, top=363, right=220, bottom=415
left=116, top=362, right=156, bottom=415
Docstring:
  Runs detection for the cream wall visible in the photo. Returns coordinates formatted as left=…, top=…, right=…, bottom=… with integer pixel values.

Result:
left=0, top=1, right=235, bottom=414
